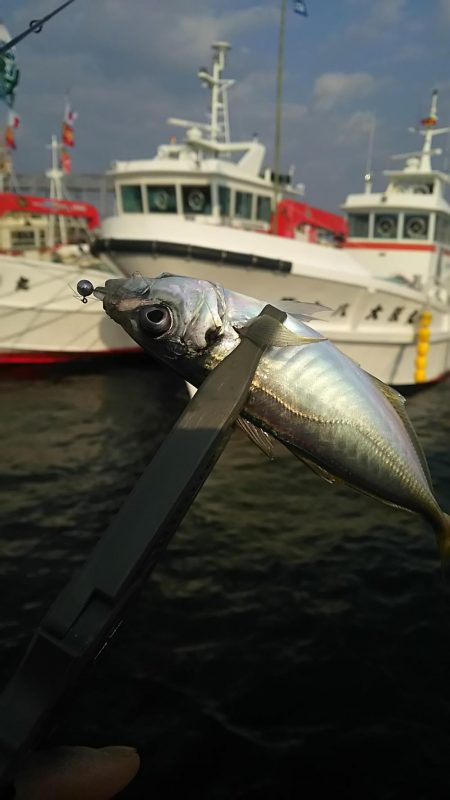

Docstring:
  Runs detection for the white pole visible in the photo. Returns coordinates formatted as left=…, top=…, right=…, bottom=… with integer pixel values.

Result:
left=364, top=114, right=376, bottom=193
left=273, top=0, right=287, bottom=229
left=46, top=134, right=67, bottom=246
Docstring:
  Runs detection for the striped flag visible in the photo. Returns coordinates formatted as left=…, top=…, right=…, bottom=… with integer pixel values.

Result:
left=293, top=0, right=308, bottom=15
left=62, top=98, right=77, bottom=147
left=9, top=109, right=20, bottom=128
left=5, top=108, right=19, bottom=149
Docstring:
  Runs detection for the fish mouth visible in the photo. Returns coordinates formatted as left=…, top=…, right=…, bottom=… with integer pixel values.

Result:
left=93, top=285, right=107, bottom=300
left=93, top=278, right=152, bottom=323
left=94, top=273, right=152, bottom=305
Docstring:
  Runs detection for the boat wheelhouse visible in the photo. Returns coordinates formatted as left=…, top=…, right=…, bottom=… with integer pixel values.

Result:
left=96, top=45, right=450, bottom=387
left=0, top=191, right=100, bottom=256
left=343, top=92, right=450, bottom=304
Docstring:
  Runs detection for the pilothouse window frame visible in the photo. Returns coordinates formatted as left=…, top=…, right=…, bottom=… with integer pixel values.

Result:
left=181, top=184, right=212, bottom=216
left=146, top=184, right=178, bottom=214
left=119, top=184, right=145, bottom=214
left=373, top=213, right=399, bottom=240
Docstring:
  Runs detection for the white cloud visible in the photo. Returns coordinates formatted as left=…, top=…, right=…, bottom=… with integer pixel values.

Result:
left=313, top=72, right=377, bottom=112
left=8, top=1, right=277, bottom=70
left=337, top=110, right=375, bottom=145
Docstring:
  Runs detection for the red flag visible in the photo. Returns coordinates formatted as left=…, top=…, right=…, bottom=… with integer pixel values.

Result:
left=60, top=148, right=71, bottom=175
left=5, top=125, right=16, bottom=150
left=62, top=121, right=75, bottom=147
left=62, top=99, right=77, bottom=147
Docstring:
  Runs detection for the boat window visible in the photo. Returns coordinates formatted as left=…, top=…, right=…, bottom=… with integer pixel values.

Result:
left=403, top=214, right=429, bottom=240
left=121, top=185, right=143, bottom=213
left=147, top=185, right=177, bottom=213
left=235, top=191, right=252, bottom=219
left=257, top=196, right=272, bottom=222
left=11, top=230, right=36, bottom=249
left=182, top=185, right=211, bottom=215
left=435, top=213, right=450, bottom=244
left=218, top=185, right=230, bottom=216
left=374, top=214, right=398, bottom=239
left=348, top=213, right=369, bottom=238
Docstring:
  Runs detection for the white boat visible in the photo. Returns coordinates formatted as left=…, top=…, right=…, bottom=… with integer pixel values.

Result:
left=0, top=184, right=139, bottom=364
left=95, top=42, right=450, bottom=387
left=0, top=255, right=139, bottom=364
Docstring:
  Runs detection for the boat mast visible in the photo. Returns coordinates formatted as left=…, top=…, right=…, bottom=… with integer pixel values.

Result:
left=391, top=90, right=450, bottom=173
left=208, top=42, right=232, bottom=144
left=272, top=0, right=286, bottom=230
left=419, top=90, right=439, bottom=172
left=46, top=134, right=67, bottom=247
left=194, top=41, right=234, bottom=154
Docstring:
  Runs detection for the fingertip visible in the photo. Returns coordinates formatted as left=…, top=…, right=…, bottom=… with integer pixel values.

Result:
left=14, top=744, right=141, bottom=800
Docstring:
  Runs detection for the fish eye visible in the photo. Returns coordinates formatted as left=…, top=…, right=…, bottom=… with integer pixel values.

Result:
left=138, top=304, right=172, bottom=336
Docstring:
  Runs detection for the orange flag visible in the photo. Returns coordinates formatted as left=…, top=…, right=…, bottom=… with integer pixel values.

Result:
left=5, top=125, right=16, bottom=149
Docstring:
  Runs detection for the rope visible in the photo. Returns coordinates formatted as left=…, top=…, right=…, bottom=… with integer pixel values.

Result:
left=0, top=0, right=78, bottom=56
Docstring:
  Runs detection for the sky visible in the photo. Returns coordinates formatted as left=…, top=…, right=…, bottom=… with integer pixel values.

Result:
left=2, top=0, right=450, bottom=213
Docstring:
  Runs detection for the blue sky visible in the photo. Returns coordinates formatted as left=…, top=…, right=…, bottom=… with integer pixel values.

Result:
left=1, top=0, right=450, bottom=212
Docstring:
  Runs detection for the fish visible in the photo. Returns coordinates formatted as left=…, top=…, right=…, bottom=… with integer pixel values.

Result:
left=93, top=271, right=450, bottom=560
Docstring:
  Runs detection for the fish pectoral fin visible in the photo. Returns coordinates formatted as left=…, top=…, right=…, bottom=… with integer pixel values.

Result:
left=236, top=417, right=276, bottom=460
left=285, top=443, right=339, bottom=484
left=237, top=316, right=326, bottom=348
left=366, top=371, right=434, bottom=491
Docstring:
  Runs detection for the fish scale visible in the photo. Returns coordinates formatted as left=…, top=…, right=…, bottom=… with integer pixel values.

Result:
left=245, top=377, right=424, bottom=506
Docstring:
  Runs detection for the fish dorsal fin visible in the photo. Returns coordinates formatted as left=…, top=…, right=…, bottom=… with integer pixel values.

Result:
left=284, top=443, right=339, bottom=484
left=366, top=372, right=407, bottom=408
left=236, top=417, right=276, bottom=460
left=237, top=316, right=326, bottom=348
left=366, top=372, right=434, bottom=491
left=272, top=299, right=333, bottom=322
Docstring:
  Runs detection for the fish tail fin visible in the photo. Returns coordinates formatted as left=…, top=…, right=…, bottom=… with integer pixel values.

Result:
left=436, top=513, right=450, bottom=564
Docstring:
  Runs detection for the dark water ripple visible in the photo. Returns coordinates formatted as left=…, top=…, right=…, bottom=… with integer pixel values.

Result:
left=0, top=364, right=450, bottom=799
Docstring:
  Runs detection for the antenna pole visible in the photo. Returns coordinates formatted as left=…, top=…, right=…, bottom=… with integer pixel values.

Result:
left=273, top=0, right=286, bottom=232
left=364, top=114, right=376, bottom=193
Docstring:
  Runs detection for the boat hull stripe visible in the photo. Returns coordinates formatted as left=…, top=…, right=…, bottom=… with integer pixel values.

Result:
left=0, top=347, right=142, bottom=365
left=93, top=238, right=292, bottom=273
left=345, top=242, right=436, bottom=252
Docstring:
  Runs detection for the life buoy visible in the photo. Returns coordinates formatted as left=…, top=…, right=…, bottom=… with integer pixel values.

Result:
left=405, top=216, right=427, bottom=239
left=154, top=190, right=170, bottom=211
left=375, top=216, right=396, bottom=237
left=187, top=190, right=205, bottom=212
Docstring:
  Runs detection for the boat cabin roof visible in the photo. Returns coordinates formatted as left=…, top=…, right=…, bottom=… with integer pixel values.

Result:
left=108, top=156, right=275, bottom=192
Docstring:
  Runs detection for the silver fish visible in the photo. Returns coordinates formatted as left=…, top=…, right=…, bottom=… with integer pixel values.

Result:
left=94, top=272, right=450, bottom=560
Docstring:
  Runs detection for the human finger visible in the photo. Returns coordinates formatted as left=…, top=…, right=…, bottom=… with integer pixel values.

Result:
left=13, top=744, right=140, bottom=800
